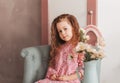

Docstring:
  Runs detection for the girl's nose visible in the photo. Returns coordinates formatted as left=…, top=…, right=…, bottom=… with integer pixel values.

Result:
left=61, top=31, right=65, bottom=35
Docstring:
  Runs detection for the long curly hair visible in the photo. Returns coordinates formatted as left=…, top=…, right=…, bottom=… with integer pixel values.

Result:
left=50, top=14, right=81, bottom=65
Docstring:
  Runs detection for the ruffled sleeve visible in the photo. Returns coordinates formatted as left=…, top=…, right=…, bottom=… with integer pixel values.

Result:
left=45, top=66, right=57, bottom=78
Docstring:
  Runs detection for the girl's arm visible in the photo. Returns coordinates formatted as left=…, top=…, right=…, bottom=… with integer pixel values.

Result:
left=46, top=66, right=57, bottom=79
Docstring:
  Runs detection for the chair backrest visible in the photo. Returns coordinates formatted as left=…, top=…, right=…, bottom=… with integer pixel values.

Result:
left=21, top=45, right=50, bottom=83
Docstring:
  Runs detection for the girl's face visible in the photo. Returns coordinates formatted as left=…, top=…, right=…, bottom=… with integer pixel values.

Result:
left=57, top=20, right=73, bottom=42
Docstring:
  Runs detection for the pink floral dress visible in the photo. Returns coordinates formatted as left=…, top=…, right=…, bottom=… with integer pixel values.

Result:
left=35, top=43, right=84, bottom=83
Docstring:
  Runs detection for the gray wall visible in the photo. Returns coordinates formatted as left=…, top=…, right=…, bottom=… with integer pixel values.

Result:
left=0, top=0, right=41, bottom=83
left=98, top=0, right=120, bottom=83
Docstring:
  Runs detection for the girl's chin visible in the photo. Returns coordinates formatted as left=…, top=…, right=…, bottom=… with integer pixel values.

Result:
left=64, top=39, right=71, bottom=42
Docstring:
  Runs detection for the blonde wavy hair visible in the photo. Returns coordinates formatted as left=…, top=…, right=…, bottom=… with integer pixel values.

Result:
left=50, top=14, right=81, bottom=65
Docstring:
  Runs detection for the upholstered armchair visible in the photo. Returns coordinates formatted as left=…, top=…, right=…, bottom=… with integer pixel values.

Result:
left=21, top=25, right=103, bottom=83
left=21, top=45, right=101, bottom=83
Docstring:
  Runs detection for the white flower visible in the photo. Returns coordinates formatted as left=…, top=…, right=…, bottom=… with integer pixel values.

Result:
left=80, top=28, right=85, bottom=33
left=99, top=38, right=106, bottom=47
left=76, top=42, right=86, bottom=50
left=85, top=35, right=90, bottom=41
left=76, top=28, right=105, bottom=61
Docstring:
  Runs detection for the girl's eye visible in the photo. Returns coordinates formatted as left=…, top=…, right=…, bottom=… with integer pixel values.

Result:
left=59, top=30, right=62, bottom=33
left=64, top=28, right=67, bottom=30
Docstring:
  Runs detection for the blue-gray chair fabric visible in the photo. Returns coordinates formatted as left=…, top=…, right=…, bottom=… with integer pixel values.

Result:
left=21, top=45, right=50, bottom=83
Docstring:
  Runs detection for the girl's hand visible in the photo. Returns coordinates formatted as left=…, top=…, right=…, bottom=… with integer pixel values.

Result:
left=51, top=74, right=57, bottom=80
left=58, top=72, right=82, bottom=81
left=57, top=75, right=69, bottom=81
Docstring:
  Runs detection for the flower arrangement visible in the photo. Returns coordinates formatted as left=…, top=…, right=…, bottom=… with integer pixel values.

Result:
left=76, top=28, right=105, bottom=62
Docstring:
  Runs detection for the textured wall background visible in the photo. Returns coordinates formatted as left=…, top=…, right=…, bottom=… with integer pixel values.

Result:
left=0, top=0, right=41, bottom=83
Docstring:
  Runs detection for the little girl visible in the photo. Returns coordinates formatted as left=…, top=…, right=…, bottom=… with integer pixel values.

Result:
left=35, top=14, right=84, bottom=83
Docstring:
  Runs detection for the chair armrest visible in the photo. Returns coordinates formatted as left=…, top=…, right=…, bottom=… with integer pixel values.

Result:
left=21, top=45, right=50, bottom=83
